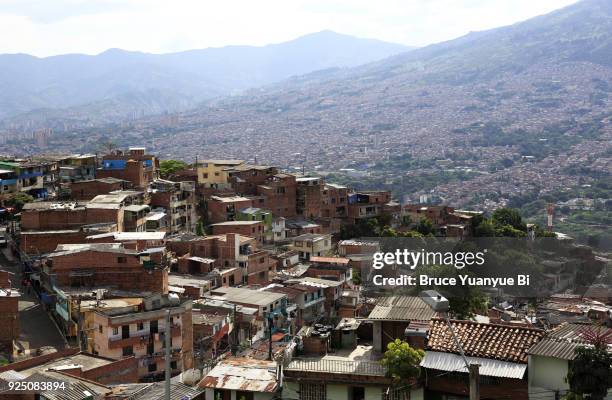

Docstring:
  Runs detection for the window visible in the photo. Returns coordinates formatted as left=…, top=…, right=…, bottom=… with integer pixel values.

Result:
left=137, top=322, right=144, bottom=331
left=170, top=361, right=177, bottom=370
left=117, top=257, right=127, bottom=263
left=148, top=363, right=157, bottom=372
left=122, top=346, right=134, bottom=356
left=382, top=388, right=408, bottom=400
left=112, top=327, right=119, bottom=335
left=99, top=325, right=103, bottom=333
left=299, top=383, right=326, bottom=400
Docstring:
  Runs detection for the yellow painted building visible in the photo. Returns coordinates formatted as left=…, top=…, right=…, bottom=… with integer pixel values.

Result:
left=196, top=160, right=244, bottom=187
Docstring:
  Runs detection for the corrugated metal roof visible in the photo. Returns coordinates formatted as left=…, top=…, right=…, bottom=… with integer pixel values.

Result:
left=527, top=323, right=612, bottom=360
left=421, top=351, right=527, bottom=379
left=286, top=358, right=387, bottom=376
left=198, top=358, right=278, bottom=393
left=528, top=338, right=579, bottom=360
left=367, top=296, right=436, bottom=321
left=128, top=382, right=204, bottom=400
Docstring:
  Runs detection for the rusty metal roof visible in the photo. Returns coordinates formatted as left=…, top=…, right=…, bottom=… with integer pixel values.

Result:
left=367, top=296, right=436, bottom=321
left=198, top=358, right=278, bottom=393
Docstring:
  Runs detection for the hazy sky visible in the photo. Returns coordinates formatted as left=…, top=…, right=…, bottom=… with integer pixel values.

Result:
left=0, top=0, right=580, bottom=57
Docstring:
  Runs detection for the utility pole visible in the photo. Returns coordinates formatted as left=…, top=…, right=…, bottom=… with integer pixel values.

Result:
left=77, top=296, right=83, bottom=351
left=231, top=303, right=237, bottom=356
left=469, top=364, right=480, bottom=400
left=267, top=314, right=273, bottom=361
left=164, top=309, right=171, bottom=400
left=420, top=291, right=479, bottom=400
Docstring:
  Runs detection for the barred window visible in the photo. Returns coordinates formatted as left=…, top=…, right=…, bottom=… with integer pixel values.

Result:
left=299, top=382, right=326, bottom=400
left=382, top=387, right=409, bottom=400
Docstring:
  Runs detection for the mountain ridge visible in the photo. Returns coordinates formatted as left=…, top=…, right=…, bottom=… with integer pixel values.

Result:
left=0, top=30, right=411, bottom=121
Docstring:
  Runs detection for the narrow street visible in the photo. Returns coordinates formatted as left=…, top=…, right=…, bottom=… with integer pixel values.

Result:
left=0, top=246, right=67, bottom=356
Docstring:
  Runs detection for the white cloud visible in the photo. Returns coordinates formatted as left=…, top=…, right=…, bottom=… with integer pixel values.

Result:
left=0, top=0, right=580, bottom=56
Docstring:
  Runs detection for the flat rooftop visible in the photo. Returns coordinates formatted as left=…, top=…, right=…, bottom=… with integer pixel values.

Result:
left=209, top=286, right=286, bottom=306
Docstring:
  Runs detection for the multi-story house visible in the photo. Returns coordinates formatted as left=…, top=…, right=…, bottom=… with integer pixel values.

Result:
left=255, top=173, right=297, bottom=218
left=97, top=147, right=158, bottom=189
left=227, top=164, right=279, bottom=195
left=296, top=176, right=324, bottom=219
left=90, top=294, right=193, bottom=381
left=42, top=243, right=168, bottom=295
left=236, top=207, right=273, bottom=242
left=207, top=195, right=253, bottom=224
left=211, top=220, right=265, bottom=244
left=290, top=233, right=332, bottom=261
left=0, top=159, right=58, bottom=198
left=150, top=179, right=197, bottom=234
left=56, top=154, right=97, bottom=183
left=167, top=233, right=275, bottom=285
left=196, top=159, right=243, bottom=189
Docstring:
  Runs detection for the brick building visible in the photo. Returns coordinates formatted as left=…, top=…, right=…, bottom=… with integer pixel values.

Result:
left=97, top=147, right=159, bottom=189
left=149, top=179, right=197, bottom=234
left=321, top=183, right=349, bottom=219
left=70, top=178, right=129, bottom=201
left=211, top=220, right=265, bottom=243
left=0, top=270, right=19, bottom=354
left=347, top=191, right=392, bottom=222
left=206, top=195, right=253, bottom=224
left=227, top=164, right=279, bottom=195
left=0, top=348, right=139, bottom=385
left=167, top=233, right=275, bottom=285
left=42, top=243, right=168, bottom=294
left=90, top=294, right=193, bottom=381
left=19, top=223, right=116, bottom=256
left=296, top=177, right=324, bottom=219
left=21, top=201, right=125, bottom=232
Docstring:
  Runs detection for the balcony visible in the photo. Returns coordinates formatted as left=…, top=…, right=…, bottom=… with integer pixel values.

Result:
left=108, top=325, right=181, bottom=349
left=108, top=333, right=151, bottom=349
left=303, top=296, right=325, bottom=309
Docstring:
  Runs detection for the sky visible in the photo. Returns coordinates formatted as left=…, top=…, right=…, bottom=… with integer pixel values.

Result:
left=0, top=0, right=580, bottom=57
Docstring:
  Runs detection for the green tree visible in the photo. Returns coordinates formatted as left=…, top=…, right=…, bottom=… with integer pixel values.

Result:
left=196, top=219, right=205, bottom=236
left=416, top=217, right=434, bottom=235
left=567, top=346, right=612, bottom=400
left=492, top=208, right=526, bottom=231
left=494, top=224, right=527, bottom=238
left=566, top=326, right=612, bottom=400
left=3, top=192, right=34, bottom=211
left=380, top=339, right=424, bottom=383
left=474, top=219, right=496, bottom=237
left=159, top=159, right=187, bottom=177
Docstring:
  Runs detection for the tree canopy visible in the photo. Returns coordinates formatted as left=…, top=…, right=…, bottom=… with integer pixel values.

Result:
left=380, top=339, right=424, bottom=383
left=159, top=159, right=188, bottom=177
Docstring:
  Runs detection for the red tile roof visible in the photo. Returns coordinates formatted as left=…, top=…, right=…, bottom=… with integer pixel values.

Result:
left=428, top=319, right=544, bottom=363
